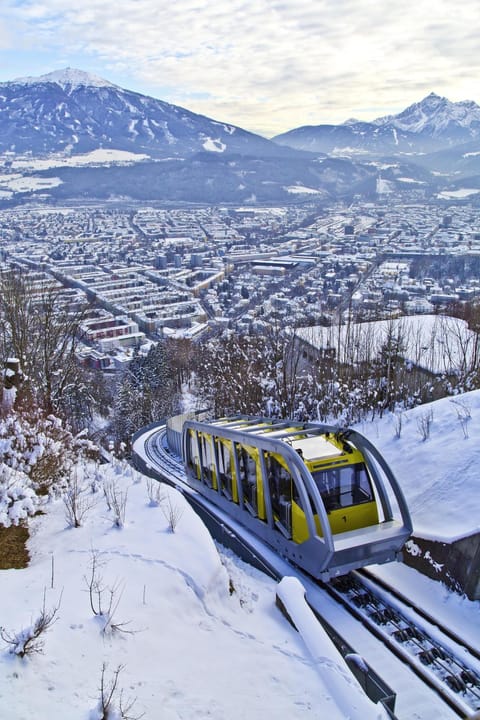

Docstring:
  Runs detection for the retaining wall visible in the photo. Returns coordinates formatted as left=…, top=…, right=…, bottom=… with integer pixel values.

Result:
left=403, top=533, right=480, bottom=600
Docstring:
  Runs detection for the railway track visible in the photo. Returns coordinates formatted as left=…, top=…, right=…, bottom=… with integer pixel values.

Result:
left=135, top=425, right=480, bottom=719
left=325, top=572, right=480, bottom=717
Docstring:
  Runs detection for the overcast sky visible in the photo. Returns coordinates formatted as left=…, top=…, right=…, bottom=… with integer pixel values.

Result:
left=1, top=0, right=478, bottom=137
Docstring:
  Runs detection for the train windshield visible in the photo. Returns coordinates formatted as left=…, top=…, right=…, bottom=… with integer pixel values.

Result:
left=311, top=463, right=374, bottom=512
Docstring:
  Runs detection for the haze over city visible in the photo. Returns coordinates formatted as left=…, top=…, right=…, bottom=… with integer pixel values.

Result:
left=1, top=0, right=479, bottom=136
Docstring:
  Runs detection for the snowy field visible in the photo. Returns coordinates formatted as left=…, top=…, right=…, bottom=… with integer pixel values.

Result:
left=1, top=390, right=480, bottom=719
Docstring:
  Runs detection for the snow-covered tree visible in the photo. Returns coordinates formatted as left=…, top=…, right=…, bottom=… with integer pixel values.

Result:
left=0, top=409, right=100, bottom=526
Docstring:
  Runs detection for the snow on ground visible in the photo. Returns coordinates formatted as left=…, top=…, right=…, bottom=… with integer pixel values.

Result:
left=437, top=188, right=480, bottom=199
left=202, top=138, right=226, bottom=152
left=10, top=149, right=151, bottom=171
left=1, top=461, right=351, bottom=720
left=0, top=175, right=63, bottom=193
left=371, top=561, right=480, bottom=650
left=277, top=577, right=389, bottom=720
left=284, top=185, right=322, bottom=194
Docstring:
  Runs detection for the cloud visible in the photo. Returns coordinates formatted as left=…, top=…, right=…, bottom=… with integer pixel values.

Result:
left=3, top=0, right=480, bottom=135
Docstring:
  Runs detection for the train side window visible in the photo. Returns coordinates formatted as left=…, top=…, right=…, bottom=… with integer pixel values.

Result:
left=216, top=439, right=234, bottom=501
left=354, top=464, right=375, bottom=503
left=199, top=434, right=214, bottom=488
left=187, top=431, right=200, bottom=479
left=236, top=446, right=258, bottom=516
left=265, top=455, right=294, bottom=538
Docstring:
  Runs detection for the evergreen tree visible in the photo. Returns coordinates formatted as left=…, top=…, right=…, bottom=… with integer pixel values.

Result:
left=112, top=342, right=177, bottom=451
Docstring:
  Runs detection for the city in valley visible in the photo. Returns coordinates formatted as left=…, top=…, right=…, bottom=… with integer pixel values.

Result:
left=1, top=198, right=479, bottom=371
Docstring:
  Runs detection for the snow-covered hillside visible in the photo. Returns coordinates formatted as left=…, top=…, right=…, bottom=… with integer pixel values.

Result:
left=357, top=388, right=480, bottom=541
left=0, top=461, right=359, bottom=720
left=13, top=68, right=116, bottom=91
left=1, top=390, right=480, bottom=719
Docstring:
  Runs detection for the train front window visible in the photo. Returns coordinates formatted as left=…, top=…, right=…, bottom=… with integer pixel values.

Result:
left=311, top=463, right=374, bottom=512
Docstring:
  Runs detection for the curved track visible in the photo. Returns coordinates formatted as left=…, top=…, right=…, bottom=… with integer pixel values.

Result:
left=135, top=425, right=480, bottom=719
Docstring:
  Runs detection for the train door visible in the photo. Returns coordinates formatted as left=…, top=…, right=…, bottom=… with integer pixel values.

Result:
left=186, top=429, right=201, bottom=480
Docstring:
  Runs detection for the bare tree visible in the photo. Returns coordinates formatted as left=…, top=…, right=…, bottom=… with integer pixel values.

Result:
left=146, top=478, right=165, bottom=507
left=95, top=663, right=143, bottom=720
left=194, top=332, right=265, bottom=416
left=85, top=549, right=131, bottom=634
left=450, top=397, right=471, bottom=439
left=0, top=269, right=88, bottom=417
left=162, top=493, right=184, bottom=533
left=393, top=411, right=404, bottom=439
left=63, top=468, right=97, bottom=527
left=264, top=320, right=307, bottom=418
left=417, top=408, right=434, bottom=441
left=104, top=480, right=128, bottom=528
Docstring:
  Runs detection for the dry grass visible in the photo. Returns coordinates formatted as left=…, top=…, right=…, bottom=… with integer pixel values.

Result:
left=0, top=525, right=30, bottom=569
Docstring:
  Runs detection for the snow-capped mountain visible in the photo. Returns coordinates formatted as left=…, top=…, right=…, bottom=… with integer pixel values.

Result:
left=273, top=93, right=480, bottom=156
left=0, top=67, right=297, bottom=159
left=0, top=69, right=456, bottom=204
left=12, top=68, right=115, bottom=90
left=376, top=92, right=480, bottom=140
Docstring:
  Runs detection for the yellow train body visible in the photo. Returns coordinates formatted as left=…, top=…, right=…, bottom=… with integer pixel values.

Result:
left=190, top=422, right=379, bottom=543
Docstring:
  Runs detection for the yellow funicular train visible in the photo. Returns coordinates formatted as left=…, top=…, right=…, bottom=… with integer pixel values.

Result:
left=180, top=415, right=412, bottom=580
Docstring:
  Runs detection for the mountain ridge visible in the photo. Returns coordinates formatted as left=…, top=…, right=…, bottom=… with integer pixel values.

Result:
left=273, top=92, right=480, bottom=155
left=0, top=66, right=305, bottom=161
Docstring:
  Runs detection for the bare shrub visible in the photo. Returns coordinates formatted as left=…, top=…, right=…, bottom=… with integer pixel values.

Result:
left=95, top=662, right=143, bottom=720
left=0, top=589, right=60, bottom=657
left=162, top=493, right=184, bottom=533
left=85, top=549, right=131, bottom=635
left=63, top=468, right=96, bottom=527
left=104, top=480, right=128, bottom=528
left=146, top=479, right=165, bottom=507
left=90, top=463, right=104, bottom=494
left=417, top=408, right=434, bottom=441
left=450, top=398, right=471, bottom=439
left=393, top=411, right=403, bottom=439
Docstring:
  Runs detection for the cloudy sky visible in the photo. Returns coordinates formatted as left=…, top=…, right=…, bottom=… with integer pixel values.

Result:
left=1, top=0, right=478, bottom=137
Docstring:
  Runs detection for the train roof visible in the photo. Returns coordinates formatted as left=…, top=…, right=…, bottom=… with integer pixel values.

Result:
left=290, top=435, right=343, bottom=462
